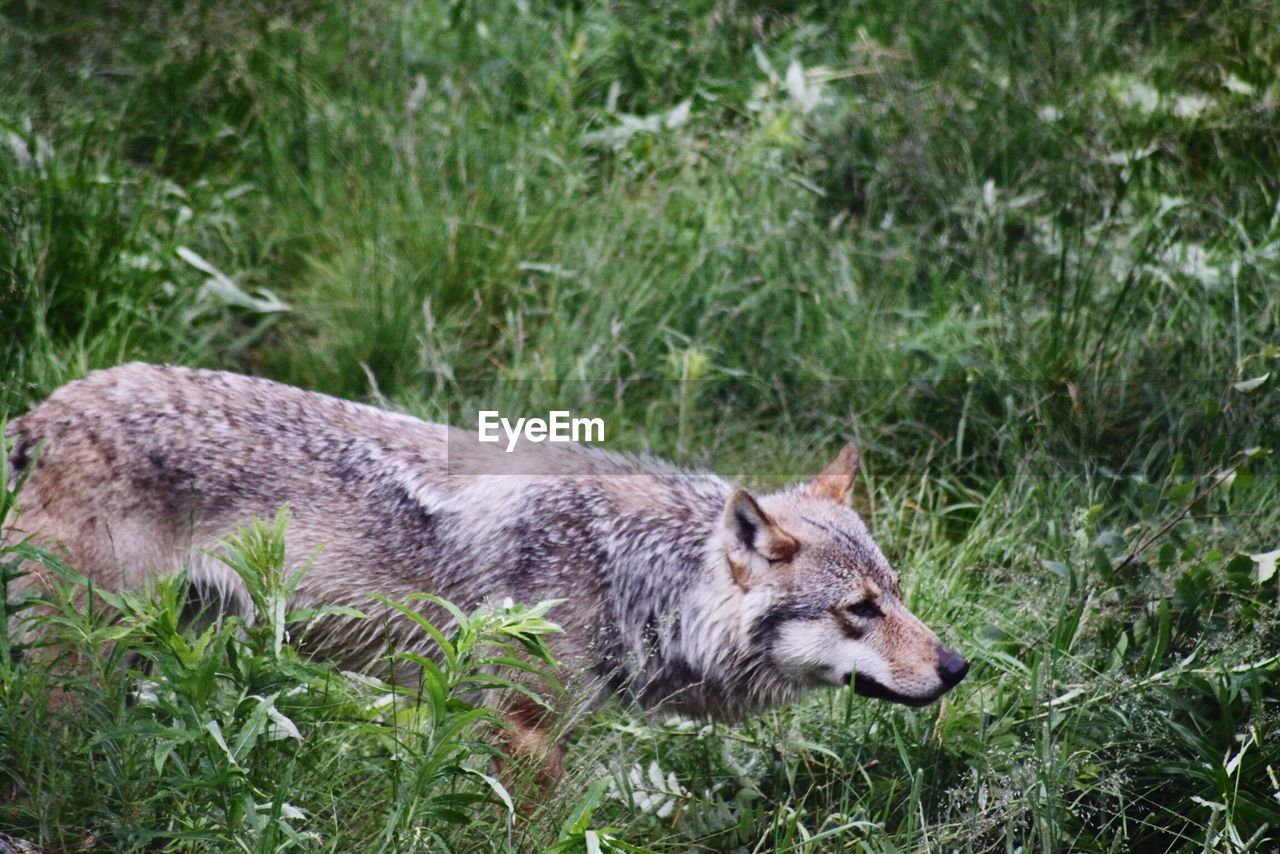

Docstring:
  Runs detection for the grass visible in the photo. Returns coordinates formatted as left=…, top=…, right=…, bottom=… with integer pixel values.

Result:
left=2, top=0, right=1279, bottom=849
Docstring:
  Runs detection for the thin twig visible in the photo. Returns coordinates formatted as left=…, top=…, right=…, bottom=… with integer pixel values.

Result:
left=1114, top=454, right=1252, bottom=573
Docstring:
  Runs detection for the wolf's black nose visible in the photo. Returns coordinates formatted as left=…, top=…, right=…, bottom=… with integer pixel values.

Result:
left=937, top=646, right=969, bottom=688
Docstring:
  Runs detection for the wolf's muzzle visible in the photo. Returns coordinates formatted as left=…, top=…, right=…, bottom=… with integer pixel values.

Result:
left=844, top=673, right=938, bottom=707
left=936, top=645, right=969, bottom=688
left=843, top=643, right=969, bottom=707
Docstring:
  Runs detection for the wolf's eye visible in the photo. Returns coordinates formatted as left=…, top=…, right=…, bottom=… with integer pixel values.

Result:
left=845, top=599, right=882, bottom=619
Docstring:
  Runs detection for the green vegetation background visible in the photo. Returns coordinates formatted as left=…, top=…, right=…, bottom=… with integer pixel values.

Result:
left=1, top=0, right=1278, bottom=849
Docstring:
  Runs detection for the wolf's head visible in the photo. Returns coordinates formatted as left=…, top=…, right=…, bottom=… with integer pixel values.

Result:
left=721, top=444, right=967, bottom=706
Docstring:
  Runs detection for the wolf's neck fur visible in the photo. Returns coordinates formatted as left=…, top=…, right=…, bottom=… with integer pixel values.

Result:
left=596, top=482, right=799, bottom=722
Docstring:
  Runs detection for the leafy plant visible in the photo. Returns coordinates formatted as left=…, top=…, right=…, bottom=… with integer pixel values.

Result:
left=0, top=494, right=565, bottom=850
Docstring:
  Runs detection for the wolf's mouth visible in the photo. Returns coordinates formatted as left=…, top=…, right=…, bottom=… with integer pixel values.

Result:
left=844, top=672, right=940, bottom=707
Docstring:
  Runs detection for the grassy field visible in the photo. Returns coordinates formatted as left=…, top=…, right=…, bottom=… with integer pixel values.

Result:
left=2, top=0, right=1279, bottom=850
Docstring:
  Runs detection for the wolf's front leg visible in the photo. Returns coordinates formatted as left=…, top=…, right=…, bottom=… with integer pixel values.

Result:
left=492, top=693, right=572, bottom=810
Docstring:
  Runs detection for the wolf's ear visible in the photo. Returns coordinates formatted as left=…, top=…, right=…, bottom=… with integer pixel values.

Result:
left=802, top=442, right=860, bottom=504
left=723, top=489, right=798, bottom=589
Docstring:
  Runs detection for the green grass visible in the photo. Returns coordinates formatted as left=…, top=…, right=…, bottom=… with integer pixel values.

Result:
left=2, top=0, right=1279, bottom=849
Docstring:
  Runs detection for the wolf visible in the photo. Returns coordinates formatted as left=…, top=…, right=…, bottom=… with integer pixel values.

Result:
left=3, top=363, right=967, bottom=780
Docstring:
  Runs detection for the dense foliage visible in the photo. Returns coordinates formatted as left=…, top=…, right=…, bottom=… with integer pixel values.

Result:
left=2, top=0, right=1278, bottom=849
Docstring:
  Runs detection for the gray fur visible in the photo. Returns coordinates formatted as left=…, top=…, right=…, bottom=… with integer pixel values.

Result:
left=4, top=363, right=964, bottom=735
